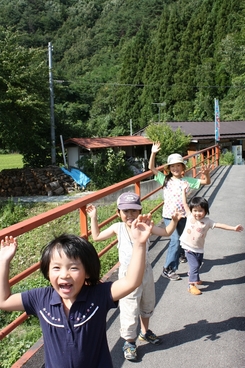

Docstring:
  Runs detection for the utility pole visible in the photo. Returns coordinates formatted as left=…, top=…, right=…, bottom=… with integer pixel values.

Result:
left=129, top=119, right=133, bottom=135
left=48, top=42, right=56, bottom=165
left=152, top=102, right=166, bottom=122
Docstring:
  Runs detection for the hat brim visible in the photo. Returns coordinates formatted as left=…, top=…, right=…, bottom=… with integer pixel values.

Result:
left=165, top=161, right=186, bottom=168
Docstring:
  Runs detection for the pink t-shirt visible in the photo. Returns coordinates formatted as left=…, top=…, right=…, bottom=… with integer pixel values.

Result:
left=180, top=213, right=215, bottom=252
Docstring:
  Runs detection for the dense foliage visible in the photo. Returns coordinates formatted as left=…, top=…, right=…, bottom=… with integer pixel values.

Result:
left=0, top=0, right=244, bottom=166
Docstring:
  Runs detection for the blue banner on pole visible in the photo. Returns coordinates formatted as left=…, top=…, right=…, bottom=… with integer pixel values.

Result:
left=214, top=98, right=220, bottom=142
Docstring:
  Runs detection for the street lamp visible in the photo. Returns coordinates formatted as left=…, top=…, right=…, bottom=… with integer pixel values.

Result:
left=152, top=102, right=166, bottom=122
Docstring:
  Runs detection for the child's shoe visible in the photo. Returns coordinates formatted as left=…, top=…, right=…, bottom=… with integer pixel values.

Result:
left=138, top=329, right=162, bottom=345
left=122, top=341, right=137, bottom=361
left=179, top=255, right=187, bottom=263
left=162, top=267, right=181, bottom=281
left=188, top=284, right=202, bottom=295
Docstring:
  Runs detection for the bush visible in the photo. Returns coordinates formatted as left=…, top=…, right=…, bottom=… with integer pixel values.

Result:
left=77, top=148, right=134, bottom=189
left=0, top=199, right=31, bottom=228
left=219, top=151, right=234, bottom=165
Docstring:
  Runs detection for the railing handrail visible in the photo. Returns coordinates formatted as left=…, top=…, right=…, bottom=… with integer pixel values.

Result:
left=0, top=145, right=220, bottom=343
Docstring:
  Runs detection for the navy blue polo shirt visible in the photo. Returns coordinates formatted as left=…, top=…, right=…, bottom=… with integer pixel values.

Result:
left=22, top=282, right=118, bottom=368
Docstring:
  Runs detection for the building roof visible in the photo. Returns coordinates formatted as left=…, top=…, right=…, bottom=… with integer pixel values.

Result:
left=167, top=121, right=245, bottom=140
left=64, top=136, right=152, bottom=150
left=65, top=121, right=245, bottom=151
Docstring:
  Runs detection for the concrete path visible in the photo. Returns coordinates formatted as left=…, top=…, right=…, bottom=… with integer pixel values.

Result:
left=105, top=166, right=245, bottom=368
left=16, top=166, right=245, bottom=368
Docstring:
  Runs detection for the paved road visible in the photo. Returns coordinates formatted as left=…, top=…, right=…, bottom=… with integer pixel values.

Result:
left=15, top=166, right=245, bottom=368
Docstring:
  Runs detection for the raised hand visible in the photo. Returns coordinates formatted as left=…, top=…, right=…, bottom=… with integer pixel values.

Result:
left=131, top=214, right=154, bottom=244
left=86, top=204, right=97, bottom=218
left=172, top=208, right=185, bottom=221
left=151, top=142, right=161, bottom=154
left=200, top=164, right=211, bottom=176
left=0, top=236, right=18, bottom=262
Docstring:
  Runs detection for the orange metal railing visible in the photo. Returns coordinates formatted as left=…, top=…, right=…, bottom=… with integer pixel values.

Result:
left=0, top=145, right=220, bottom=342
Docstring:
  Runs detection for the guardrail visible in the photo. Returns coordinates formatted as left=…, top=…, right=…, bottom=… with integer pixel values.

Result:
left=0, top=144, right=219, bottom=347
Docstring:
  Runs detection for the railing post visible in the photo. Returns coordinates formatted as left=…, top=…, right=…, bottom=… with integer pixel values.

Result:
left=192, top=155, right=197, bottom=178
left=217, top=145, right=220, bottom=166
left=212, top=147, right=215, bottom=167
left=134, top=181, right=141, bottom=196
left=200, top=152, right=204, bottom=165
left=80, top=206, right=88, bottom=239
left=207, top=149, right=210, bottom=166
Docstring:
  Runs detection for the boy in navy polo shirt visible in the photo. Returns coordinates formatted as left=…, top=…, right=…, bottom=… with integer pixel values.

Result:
left=0, top=214, right=153, bottom=368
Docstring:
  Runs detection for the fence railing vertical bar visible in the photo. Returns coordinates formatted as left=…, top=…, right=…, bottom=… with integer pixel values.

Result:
left=80, top=205, right=89, bottom=238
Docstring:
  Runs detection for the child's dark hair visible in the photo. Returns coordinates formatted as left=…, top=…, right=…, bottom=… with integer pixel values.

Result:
left=189, top=197, right=209, bottom=215
left=40, top=234, right=101, bottom=286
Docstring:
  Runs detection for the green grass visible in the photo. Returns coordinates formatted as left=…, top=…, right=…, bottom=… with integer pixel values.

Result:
left=0, top=153, right=24, bottom=171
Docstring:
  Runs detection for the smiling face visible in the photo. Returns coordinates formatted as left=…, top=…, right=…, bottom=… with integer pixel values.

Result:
left=169, top=163, right=185, bottom=178
left=118, top=209, right=141, bottom=227
left=48, top=248, right=88, bottom=305
left=191, top=205, right=206, bottom=221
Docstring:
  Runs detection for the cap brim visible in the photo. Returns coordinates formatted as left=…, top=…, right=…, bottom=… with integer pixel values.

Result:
left=166, top=161, right=186, bottom=167
left=118, top=204, right=142, bottom=210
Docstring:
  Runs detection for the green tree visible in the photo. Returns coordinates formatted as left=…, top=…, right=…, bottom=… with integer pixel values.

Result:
left=0, top=0, right=245, bottom=145
left=145, top=122, right=191, bottom=164
left=0, top=28, right=50, bottom=167
left=114, top=24, right=151, bottom=132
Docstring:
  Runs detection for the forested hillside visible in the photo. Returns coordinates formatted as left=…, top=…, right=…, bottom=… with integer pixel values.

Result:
left=0, top=0, right=244, bottom=165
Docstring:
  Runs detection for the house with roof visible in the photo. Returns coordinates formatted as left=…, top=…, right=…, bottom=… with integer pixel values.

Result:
left=170, top=120, right=245, bottom=164
left=166, top=120, right=245, bottom=152
left=64, top=136, right=153, bottom=168
left=136, top=120, right=245, bottom=163
left=64, top=120, right=245, bottom=169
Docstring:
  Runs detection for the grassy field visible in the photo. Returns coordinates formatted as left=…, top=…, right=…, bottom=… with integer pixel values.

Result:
left=0, top=153, right=24, bottom=171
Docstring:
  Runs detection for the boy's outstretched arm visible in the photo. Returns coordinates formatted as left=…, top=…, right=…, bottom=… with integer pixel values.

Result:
left=214, top=223, right=244, bottom=232
left=148, top=142, right=161, bottom=175
left=111, top=214, right=153, bottom=301
left=86, top=204, right=117, bottom=241
left=152, top=209, right=183, bottom=237
left=0, top=236, right=24, bottom=311
left=182, top=184, right=190, bottom=215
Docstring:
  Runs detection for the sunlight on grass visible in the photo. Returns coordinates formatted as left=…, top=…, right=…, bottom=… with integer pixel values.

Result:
left=0, top=154, right=24, bottom=171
